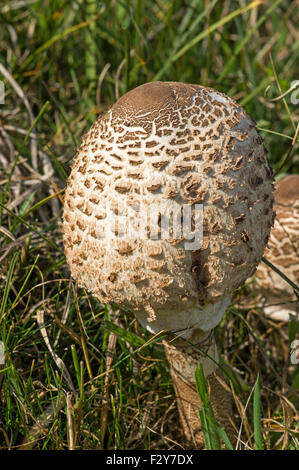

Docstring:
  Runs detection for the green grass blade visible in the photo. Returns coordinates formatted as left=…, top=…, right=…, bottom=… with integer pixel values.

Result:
left=23, top=100, right=50, bottom=145
left=9, top=254, right=39, bottom=312
left=253, top=374, right=264, bottom=450
left=257, top=128, right=296, bottom=142
left=262, top=257, right=299, bottom=294
left=213, top=423, right=234, bottom=450
left=195, top=363, right=234, bottom=449
left=195, top=362, right=208, bottom=405
left=195, top=363, right=221, bottom=450
left=103, top=320, right=146, bottom=350
left=12, top=193, right=62, bottom=231
left=0, top=251, right=19, bottom=321
left=71, top=344, right=81, bottom=391
left=198, top=407, right=213, bottom=450
left=290, top=369, right=299, bottom=393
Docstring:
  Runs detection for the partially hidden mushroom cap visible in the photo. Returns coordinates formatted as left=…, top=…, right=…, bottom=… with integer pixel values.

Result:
left=255, top=174, right=299, bottom=321
left=62, top=81, right=275, bottom=338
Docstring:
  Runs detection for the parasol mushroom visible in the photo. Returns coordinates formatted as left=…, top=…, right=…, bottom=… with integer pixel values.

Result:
left=254, top=174, right=299, bottom=322
left=62, top=81, right=275, bottom=447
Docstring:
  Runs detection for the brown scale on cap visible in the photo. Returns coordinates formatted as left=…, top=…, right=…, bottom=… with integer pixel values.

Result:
left=63, top=81, right=274, bottom=334
left=255, top=174, right=299, bottom=322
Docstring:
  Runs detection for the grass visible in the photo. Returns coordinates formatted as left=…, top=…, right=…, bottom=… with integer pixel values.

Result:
left=0, top=0, right=299, bottom=450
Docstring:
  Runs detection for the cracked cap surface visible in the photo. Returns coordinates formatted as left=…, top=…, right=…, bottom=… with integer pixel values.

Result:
left=62, top=81, right=275, bottom=335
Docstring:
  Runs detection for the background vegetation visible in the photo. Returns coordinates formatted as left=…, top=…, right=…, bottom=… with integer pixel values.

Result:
left=0, top=0, right=298, bottom=450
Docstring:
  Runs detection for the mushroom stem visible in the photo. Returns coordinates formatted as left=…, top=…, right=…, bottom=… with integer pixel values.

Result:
left=163, top=329, right=234, bottom=448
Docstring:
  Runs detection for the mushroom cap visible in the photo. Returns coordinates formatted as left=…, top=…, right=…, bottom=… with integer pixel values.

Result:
left=254, top=174, right=299, bottom=321
left=62, top=81, right=274, bottom=337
